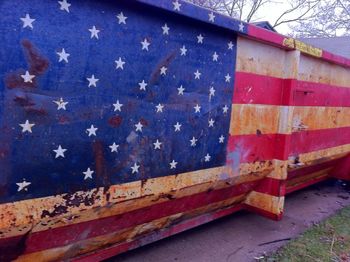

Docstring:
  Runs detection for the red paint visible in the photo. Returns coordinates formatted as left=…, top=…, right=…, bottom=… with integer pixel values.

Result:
left=243, top=204, right=283, bottom=221
left=227, top=134, right=288, bottom=162
left=0, top=180, right=259, bottom=254
left=228, top=127, right=350, bottom=163
left=322, top=50, right=350, bottom=68
left=330, top=154, right=350, bottom=181
left=73, top=204, right=244, bottom=262
left=247, top=24, right=286, bottom=48
left=290, top=127, right=350, bottom=155
left=233, top=72, right=286, bottom=105
left=253, top=177, right=286, bottom=197
left=233, top=72, right=350, bottom=107
left=108, top=116, right=122, bottom=127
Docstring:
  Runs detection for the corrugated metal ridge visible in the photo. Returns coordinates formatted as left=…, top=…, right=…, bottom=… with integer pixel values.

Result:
left=134, top=0, right=350, bottom=68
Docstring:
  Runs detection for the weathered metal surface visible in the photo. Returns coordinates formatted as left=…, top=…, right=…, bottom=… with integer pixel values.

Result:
left=0, top=0, right=350, bottom=261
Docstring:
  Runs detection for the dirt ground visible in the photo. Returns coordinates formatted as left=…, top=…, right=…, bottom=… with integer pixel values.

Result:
left=111, top=180, right=350, bottom=262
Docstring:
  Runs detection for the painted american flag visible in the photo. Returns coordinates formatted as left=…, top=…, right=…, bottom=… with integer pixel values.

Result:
left=0, top=0, right=240, bottom=203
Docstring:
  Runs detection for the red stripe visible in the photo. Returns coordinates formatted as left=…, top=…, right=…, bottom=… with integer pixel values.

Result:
left=74, top=204, right=244, bottom=262
left=253, top=177, right=286, bottom=197
left=233, top=72, right=350, bottom=107
left=247, top=24, right=287, bottom=48
left=0, top=180, right=259, bottom=255
left=288, top=157, right=343, bottom=180
left=322, top=50, right=350, bottom=68
left=227, top=134, right=288, bottom=162
left=228, top=128, right=350, bottom=163
left=233, top=72, right=288, bottom=105
left=294, top=80, right=350, bottom=107
left=290, top=127, right=350, bottom=155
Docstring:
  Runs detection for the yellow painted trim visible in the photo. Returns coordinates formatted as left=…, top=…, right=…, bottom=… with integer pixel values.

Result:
left=244, top=191, right=284, bottom=215
left=0, top=162, right=271, bottom=238
left=230, top=104, right=350, bottom=135
left=16, top=195, right=245, bottom=262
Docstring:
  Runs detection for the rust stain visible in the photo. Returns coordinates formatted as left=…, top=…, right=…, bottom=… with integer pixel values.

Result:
left=92, top=140, right=108, bottom=184
left=5, top=39, right=49, bottom=89
left=149, top=50, right=177, bottom=84
left=108, top=115, right=122, bottom=127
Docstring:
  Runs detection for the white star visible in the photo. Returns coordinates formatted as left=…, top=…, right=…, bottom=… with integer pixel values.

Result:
left=219, top=135, right=225, bottom=144
left=131, top=163, right=140, bottom=174
left=174, top=122, right=182, bottom=132
left=209, top=86, right=215, bottom=97
left=87, top=74, right=99, bottom=87
left=58, top=0, right=71, bottom=13
left=239, top=22, right=245, bottom=32
left=83, top=168, right=94, bottom=180
left=139, top=80, right=148, bottom=91
left=194, top=104, right=201, bottom=113
left=160, top=66, right=167, bottom=76
left=156, top=103, right=164, bottom=113
left=86, top=125, right=98, bottom=136
left=53, top=97, right=68, bottom=110
left=212, top=52, right=219, bottom=62
left=19, top=120, right=35, bottom=133
left=57, top=48, right=70, bottom=63
left=173, top=0, right=181, bottom=11
left=89, top=25, right=100, bottom=39
left=153, top=139, right=162, bottom=150
left=16, top=179, right=31, bottom=192
left=117, top=12, right=127, bottom=24
left=197, top=34, right=204, bottom=44
left=115, top=57, right=125, bottom=70
left=170, top=160, right=178, bottom=169
left=141, top=38, right=151, bottom=51
left=204, top=153, right=211, bottom=162
left=194, top=70, right=201, bottom=79
left=223, top=105, right=229, bottom=114
left=177, top=85, right=185, bottom=95
left=21, top=71, right=35, bottom=83
left=208, top=118, right=215, bottom=127
left=20, top=14, right=35, bottom=29
left=135, top=122, right=143, bottom=132
left=228, top=41, right=234, bottom=50
left=225, top=74, right=231, bottom=83
left=109, top=142, right=119, bottom=153
left=180, top=45, right=187, bottom=56
left=162, top=23, right=170, bottom=35
left=113, top=100, right=123, bottom=112
left=53, top=145, right=67, bottom=158
left=190, top=137, right=198, bottom=147
left=209, top=12, right=215, bottom=22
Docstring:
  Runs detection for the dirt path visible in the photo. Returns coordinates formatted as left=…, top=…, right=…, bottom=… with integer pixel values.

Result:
left=111, top=181, right=350, bottom=262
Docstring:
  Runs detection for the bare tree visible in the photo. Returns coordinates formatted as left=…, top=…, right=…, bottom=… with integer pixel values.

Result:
left=187, top=0, right=350, bottom=37
left=291, top=0, right=350, bottom=37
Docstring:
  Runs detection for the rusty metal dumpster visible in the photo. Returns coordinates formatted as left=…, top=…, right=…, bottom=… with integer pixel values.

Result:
left=1, top=0, right=350, bottom=261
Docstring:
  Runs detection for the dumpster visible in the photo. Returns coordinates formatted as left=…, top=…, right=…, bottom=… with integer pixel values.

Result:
left=0, top=0, right=349, bottom=261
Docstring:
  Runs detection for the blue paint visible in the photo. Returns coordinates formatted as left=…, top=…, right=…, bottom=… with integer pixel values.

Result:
left=0, top=0, right=237, bottom=203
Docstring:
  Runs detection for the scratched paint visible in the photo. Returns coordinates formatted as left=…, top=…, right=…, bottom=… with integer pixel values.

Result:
left=0, top=0, right=349, bottom=260
left=0, top=0, right=237, bottom=204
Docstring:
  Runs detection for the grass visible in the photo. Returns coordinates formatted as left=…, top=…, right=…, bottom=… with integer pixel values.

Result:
left=262, top=206, right=350, bottom=262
